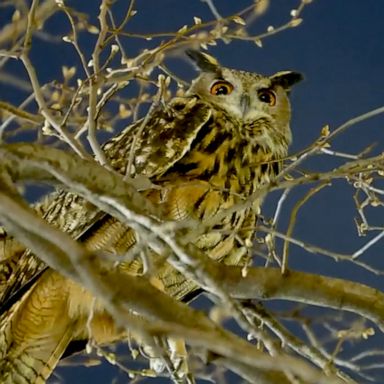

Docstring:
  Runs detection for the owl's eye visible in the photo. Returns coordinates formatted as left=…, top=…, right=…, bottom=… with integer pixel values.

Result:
left=210, top=81, right=234, bottom=96
left=257, top=89, right=276, bottom=106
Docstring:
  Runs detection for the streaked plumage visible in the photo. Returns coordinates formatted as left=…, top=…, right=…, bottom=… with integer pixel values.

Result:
left=0, top=50, right=302, bottom=382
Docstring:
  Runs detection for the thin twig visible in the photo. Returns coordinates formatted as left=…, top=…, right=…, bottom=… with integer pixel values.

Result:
left=21, top=0, right=87, bottom=158
left=282, top=183, right=328, bottom=274
left=201, top=0, right=222, bottom=20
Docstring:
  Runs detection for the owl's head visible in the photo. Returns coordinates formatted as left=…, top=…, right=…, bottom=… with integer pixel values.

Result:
left=186, top=50, right=302, bottom=133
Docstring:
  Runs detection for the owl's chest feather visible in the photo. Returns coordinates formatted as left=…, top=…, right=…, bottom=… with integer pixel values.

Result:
left=152, top=112, right=287, bottom=264
left=161, top=111, right=286, bottom=198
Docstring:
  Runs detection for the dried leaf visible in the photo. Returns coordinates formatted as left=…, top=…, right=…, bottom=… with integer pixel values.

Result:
left=232, top=15, right=246, bottom=26
left=131, top=349, right=139, bottom=359
left=62, top=66, right=76, bottom=81
left=87, top=25, right=99, bottom=34
left=12, top=10, right=21, bottom=22
left=111, top=44, right=119, bottom=54
left=321, top=124, right=330, bottom=137
left=362, top=327, right=375, bottom=339
left=177, top=25, right=188, bottom=34
left=290, top=18, right=303, bottom=27
left=51, top=91, right=60, bottom=102
left=119, top=104, right=132, bottom=119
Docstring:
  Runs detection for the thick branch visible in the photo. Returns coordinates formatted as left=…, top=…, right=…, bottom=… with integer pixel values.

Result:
left=221, top=266, right=384, bottom=331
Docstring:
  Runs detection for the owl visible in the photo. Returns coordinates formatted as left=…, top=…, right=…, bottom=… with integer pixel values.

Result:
left=0, top=50, right=302, bottom=383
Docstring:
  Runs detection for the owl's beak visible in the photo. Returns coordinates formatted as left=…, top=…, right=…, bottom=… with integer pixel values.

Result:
left=240, top=94, right=251, bottom=117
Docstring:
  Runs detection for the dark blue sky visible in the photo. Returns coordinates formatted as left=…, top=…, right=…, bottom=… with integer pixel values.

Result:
left=1, top=1, right=384, bottom=383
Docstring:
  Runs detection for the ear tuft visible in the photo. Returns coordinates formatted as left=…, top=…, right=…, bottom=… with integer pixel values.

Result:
left=270, top=71, right=304, bottom=90
left=185, top=50, right=220, bottom=73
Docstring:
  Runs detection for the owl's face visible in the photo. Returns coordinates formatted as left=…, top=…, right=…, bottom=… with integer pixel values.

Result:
left=189, top=69, right=288, bottom=122
left=186, top=50, right=302, bottom=139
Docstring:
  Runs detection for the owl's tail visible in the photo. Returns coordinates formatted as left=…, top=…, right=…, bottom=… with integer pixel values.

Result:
left=0, top=270, right=75, bottom=384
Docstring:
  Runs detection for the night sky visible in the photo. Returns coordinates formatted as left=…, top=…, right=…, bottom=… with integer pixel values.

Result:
left=1, top=1, right=384, bottom=383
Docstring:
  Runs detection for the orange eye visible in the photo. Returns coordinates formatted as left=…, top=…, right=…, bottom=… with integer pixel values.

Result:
left=257, top=89, right=276, bottom=106
left=210, top=81, right=234, bottom=96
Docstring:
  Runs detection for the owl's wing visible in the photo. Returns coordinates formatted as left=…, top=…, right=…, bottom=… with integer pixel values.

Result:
left=0, top=191, right=106, bottom=312
left=104, top=96, right=212, bottom=177
left=0, top=96, right=211, bottom=312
